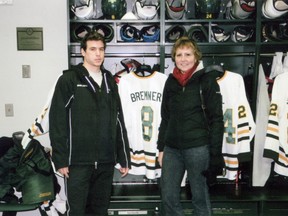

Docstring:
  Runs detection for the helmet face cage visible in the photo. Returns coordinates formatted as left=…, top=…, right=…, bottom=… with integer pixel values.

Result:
left=230, top=0, right=256, bottom=19
left=165, top=0, right=186, bottom=20
left=262, top=0, right=288, bottom=19
left=71, top=0, right=95, bottom=19
left=133, top=0, right=160, bottom=20
left=73, top=0, right=91, bottom=8
left=136, top=0, right=160, bottom=7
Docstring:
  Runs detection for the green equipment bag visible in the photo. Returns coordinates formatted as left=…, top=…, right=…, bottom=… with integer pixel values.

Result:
left=16, top=139, right=55, bottom=204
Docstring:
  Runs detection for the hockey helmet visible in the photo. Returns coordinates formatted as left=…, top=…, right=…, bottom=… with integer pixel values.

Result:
left=211, top=25, right=231, bottom=42
left=140, top=24, right=160, bottom=42
left=120, top=24, right=141, bottom=42
left=165, top=25, right=187, bottom=42
left=121, top=11, right=138, bottom=20
left=229, top=0, right=256, bottom=19
left=187, top=24, right=209, bottom=42
left=121, top=58, right=142, bottom=73
left=71, top=24, right=92, bottom=42
left=92, top=24, right=114, bottom=42
left=133, top=0, right=160, bottom=20
left=71, top=0, right=95, bottom=19
left=165, top=0, right=186, bottom=20
left=262, top=0, right=288, bottom=19
left=101, top=0, right=127, bottom=20
left=231, top=26, right=254, bottom=42
left=195, top=0, right=221, bottom=19
left=262, top=22, right=288, bottom=42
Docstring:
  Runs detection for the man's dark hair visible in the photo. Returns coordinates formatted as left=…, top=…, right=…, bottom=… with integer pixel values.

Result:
left=81, top=31, right=106, bottom=51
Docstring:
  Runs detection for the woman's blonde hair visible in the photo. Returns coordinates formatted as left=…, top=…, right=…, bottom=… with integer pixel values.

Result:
left=171, top=36, right=202, bottom=62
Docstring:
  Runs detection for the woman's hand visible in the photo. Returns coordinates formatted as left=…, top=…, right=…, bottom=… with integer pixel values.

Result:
left=158, top=151, right=164, bottom=167
left=58, top=167, right=69, bottom=178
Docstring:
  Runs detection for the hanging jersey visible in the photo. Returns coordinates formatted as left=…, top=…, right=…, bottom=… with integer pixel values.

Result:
left=21, top=75, right=61, bottom=149
left=252, top=64, right=272, bottom=186
left=118, top=71, right=167, bottom=179
left=269, top=52, right=284, bottom=79
left=264, top=72, right=288, bottom=176
left=217, top=71, right=256, bottom=180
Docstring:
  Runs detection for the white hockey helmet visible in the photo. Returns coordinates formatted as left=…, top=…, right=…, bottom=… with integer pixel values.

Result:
left=133, top=0, right=160, bottom=20
left=165, top=0, right=186, bottom=20
left=231, top=26, right=254, bottom=42
left=71, top=0, right=94, bottom=19
left=262, top=0, right=288, bottom=19
left=230, top=0, right=256, bottom=19
left=211, top=25, right=231, bottom=42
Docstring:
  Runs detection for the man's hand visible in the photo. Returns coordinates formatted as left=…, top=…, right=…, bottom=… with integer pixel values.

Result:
left=119, top=167, right=129, bottom=177
left=158, top=151, right=163, bottom=167
left=58, top=167, right=69, bottom=178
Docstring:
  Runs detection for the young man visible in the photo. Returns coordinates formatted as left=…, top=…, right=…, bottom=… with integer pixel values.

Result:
left=49, top=31, right=131, bottom=216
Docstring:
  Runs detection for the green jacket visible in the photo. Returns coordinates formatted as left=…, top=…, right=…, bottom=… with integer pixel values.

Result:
left=49, top=64, right=131, bottom=170
left=157, top=66, right=224, bottom=160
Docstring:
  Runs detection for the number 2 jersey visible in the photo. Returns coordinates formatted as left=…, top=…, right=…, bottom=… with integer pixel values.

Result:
left=118, top=71, right=167, bottom=179
left=264, top=72, right=288, bottom=176
left=217, top=71, right=256, bottom=180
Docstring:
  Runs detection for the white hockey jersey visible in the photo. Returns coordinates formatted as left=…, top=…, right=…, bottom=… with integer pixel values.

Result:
left=217, top=71, right=256, bottom=180
left=252, top=64, right=273, bottom=186
left=118, top=71, right=167, bottom=179
left=264, top=72, right=288, bottom=176
left=21, top=75, right=61, bottom=148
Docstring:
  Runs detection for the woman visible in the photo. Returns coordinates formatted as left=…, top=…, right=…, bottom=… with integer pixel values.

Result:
left=157, top=36, right=224, bottom=216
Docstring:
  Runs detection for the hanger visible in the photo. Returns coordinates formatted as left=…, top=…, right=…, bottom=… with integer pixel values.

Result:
left=205, top=64, right=225, bottom=73
left=135, top=56, right=153, bottom=76
left=135, top=64, right=152, bottom=76
left=204, top=55, right=225, bottom=74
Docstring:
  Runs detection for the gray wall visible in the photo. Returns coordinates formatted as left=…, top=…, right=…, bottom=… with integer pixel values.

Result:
left=0, top=1, right=68, bottom=139
left=0, top=1, right=68, bottom=215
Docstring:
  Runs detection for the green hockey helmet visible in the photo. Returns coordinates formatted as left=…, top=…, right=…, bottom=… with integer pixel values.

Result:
left=101, top=0, right=127, bottom=20
left=195, top=0, right=221, bottom=19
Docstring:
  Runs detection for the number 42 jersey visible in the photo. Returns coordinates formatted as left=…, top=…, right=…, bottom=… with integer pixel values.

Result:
left=118, top=71, right=167, bottom=179
left=217, top=71, right=256, bottom=180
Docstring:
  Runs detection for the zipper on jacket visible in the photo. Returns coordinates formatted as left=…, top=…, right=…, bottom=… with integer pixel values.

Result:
left=182, top=87, right=185, bottom=92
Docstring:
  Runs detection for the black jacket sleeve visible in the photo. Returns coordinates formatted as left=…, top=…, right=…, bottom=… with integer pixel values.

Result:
left=113, top=78, right=131, bottom=169
left=49, top=74, right=74, bottom=170
left=201, top=72, right=224, bottom=172
left=157, top=76, right=171, bottom=152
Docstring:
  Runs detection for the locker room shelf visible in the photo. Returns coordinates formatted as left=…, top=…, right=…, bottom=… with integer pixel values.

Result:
left=109, top=182, right=288, bottom=216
